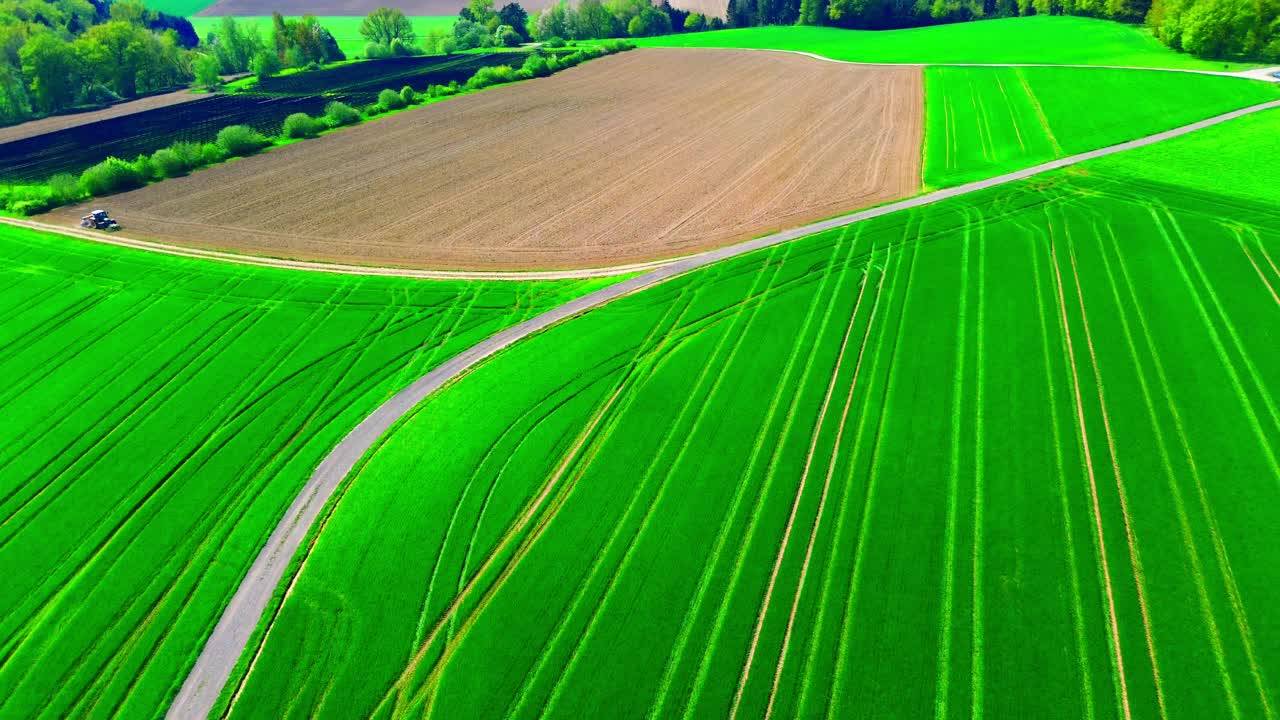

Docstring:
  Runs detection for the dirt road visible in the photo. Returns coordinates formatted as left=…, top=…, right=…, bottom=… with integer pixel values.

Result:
left=169, top=97, right=1280, bottom=720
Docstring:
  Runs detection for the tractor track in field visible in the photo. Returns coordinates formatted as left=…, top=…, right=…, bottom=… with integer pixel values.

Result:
left=168, top=98, right=1280, bottom=720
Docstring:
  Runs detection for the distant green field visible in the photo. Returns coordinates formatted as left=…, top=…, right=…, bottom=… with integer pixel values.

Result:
left=637, top=16, right=1261, bottom=70
left=1090, top=106, right=1280, bottom=205
left=925, top=66, right=1280, bottom=187
left=0, top=226, right=610, bottom=718
left=216, top=114, right=1280, bottom=719
left=143, top=0, right=216, bottom=16
left=189, top=16, right=456, bottom=58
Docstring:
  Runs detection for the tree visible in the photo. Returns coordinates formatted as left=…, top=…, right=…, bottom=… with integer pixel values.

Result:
left=77, top=22, right=148, bottom=96
left=798, top=0, right=827, bottom=23
left=0, top=60, right=31, bottom=122
left=250, top=48, right=280, bottom=77
left=534, top=2, right=571, bottom=39
left=193, top=52, right=220, bottom=87
left=272, top=12, right=288, bottom=60
left=495, top=23, right=522, bottom=44
left=498, top=2, right=530, bottom=39
left=467, top=0, right=499, bottom=24
left=360, top=7, right=416, bottom=46
left=20, top=30, right=81, bottom=112
left=627, top=6, right=672, bottom=35
left=577, top=0, right=618, bottom=37
left=109, top=0, right=146, bottom=24
left=684, top=11, right=706, bottom=28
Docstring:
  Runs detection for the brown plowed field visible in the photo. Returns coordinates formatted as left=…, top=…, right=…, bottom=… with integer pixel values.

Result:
left=58, top=49, right=922, bottom=270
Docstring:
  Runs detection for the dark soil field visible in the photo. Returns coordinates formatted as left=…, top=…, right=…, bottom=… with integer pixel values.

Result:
left=55, top=49, right=923, bottom=270
left=0, top=54, right=525, bottom=182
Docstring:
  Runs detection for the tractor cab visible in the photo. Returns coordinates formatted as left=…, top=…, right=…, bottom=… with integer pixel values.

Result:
left=80, top=210, right=120, bottom=231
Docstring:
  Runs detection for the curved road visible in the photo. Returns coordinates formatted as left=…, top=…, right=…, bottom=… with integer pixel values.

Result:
left=744, top=47, right=1280, bottom=81
left=167, top=97, right=1280, bottom=719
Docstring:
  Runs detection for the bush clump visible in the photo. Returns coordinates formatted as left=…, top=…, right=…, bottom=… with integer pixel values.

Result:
left=79, top=157, right=146, bottom=196
left=48, top=173, right=83, bottom=204
left=201, top=142, right=227, bottom=165
left=217, top=125, right=270, bottom=157
left=150, top=148, right=188, bottom=178
left=0, top=185, right=51, bottom=215
left=466, top=64, right=518, bottom=90
left=399, top=85, right=417, bottom=105
left=521, top=53, right=552, bottom=78
left=323, top=101, right=361, bottom=127
left=282, top=112, right=323, bottom=139
left=377, top=88, right=407, bottom=111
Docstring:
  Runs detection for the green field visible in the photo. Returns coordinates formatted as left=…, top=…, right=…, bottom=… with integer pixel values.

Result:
left=215, top=113, right=1280, bottom=718
left=143, top=0, right=216, bottom=17
left=0, top=226, right=610, bottom=718
left=188, top=16, right=456, bottom=58
left=925, top=66, right=1280, bottom=188
left=637, top=16, right=1263, bottom=70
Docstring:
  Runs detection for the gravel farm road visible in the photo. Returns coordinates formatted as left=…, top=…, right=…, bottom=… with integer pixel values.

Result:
left=21, top=95, right=1253, bottom=718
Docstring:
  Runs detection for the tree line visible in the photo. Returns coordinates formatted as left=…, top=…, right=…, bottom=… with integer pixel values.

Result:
left=1, top=0, right=199, bottom=122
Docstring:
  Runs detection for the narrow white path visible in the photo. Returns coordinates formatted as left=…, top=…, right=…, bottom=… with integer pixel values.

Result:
left=0, top=216, right=679, bottom=280
left=686, top=46, right=1280, bottom=82
left=168, top=97, right=1280, bottom=720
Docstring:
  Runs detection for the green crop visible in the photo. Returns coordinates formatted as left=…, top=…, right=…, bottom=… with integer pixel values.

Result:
left=0, top=225, right=611, bottom=718
left=924, top=66, right=1280, bottom=188
left=220, top=112, right=1280, bottom=720
left=636, top=16, right=1262, bottom=70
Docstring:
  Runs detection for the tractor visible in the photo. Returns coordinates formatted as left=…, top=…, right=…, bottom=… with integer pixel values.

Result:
left=80, top=209, right=120, bottom=231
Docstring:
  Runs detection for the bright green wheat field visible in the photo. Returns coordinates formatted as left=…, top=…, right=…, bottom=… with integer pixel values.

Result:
left=215, top=110, right=1280, bottom=719
left=637, top=16, right=1262, bottom=70
left=0, top=226, right=608, bottom=718
left=924, top=66, right=1280, bottom=188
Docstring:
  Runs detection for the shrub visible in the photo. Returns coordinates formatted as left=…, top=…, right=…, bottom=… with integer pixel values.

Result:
left=600, top=39, right=635, bottom=53
left=400, top=85, right=417, bottom=105
left=0, top=185, right=51, bottom=215
left=685, top=12, right=706, bottom=30
left=363, top=102, right=383, bottom=116
left=79, top=157, right=146, bottom=196
left=150, top=148, right=189, bottom=178
left=251, top=49, right=281, bottom=79
left=376, top=87, right=407, bottom=111
left=201, top=142, right=227, bottom=165
left=322, top=101, right=360, bottom=128
left=216, top=125, right=269, bottom=156
left=171, top=141, right=205, bottom=169
left=365, top=41, right=391, bottom=59
left=497, top=25, right=522, bottom=47
left=282, top=112, right=323, bottom=139
left=521, top=53, right=552, bottom=78
left=389, top=38, right=422, bottom=56
left=542, top=36, right=566, bottom=48
left=466, top=64, right=518, bottom=89
left=131, top=154, right=156, bottom=181
left=48, top=173, right=83, bottom=204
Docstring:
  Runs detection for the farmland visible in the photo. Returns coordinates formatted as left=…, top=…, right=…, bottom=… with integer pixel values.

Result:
left=0, top=222, right=610, bottom=719
left=924, top=66, right=1280, bottom=187
left=215, top=110, right=1280, bottom=719
left=0, top=53, right=527, bottom=182
left=53, top=49, right=923, bottom=270
left=635, top=15, right=1263, bottom=70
